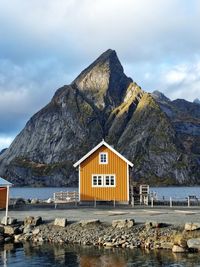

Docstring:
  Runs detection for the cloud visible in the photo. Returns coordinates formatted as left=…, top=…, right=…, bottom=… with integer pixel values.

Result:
left=0, top=0, right=200, bottom=64
left=0, top=58, right=70, bottom=134
left=0, top=135, right=14, bottom=151
left=161, top=60, right=200, bottom=101
left=0, top=0, right=199, bottom=141
left=130, top=59, right=200, bottom=101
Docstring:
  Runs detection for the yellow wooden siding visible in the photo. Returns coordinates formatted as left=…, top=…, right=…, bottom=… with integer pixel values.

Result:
left=80, top=145, right=128, bottom=201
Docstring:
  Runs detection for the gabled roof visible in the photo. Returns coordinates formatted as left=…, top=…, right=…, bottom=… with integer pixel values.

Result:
left=73, top=140, right=133, bottom=168
left=0, top=177, right=12, bottom=186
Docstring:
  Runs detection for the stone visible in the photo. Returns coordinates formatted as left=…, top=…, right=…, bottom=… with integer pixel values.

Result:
left=14, top=234, right=22, bottom=242
left=0, top=226, right=4, bottom=234
left=145, top=221, right=160, bottom=229
left=32, top=228, right=40, bottom=235
left=0, top=235, right=4, bottom=244
left=4, top=237, right=12, bottom=243
left=4, top=226, right=19, bottom=235
left=46, top=198, right=53, bottom=203
left=184, top=223, right=200, bottom=231
left=23, top=225, right=33, bottom=234
left=112, top=219, right=135, bottom=228
left=1, top=216, right=17, bottom=225
left=14, top=198, right=26, bottom=206
left=174, top=235, right=188, bottom=248
left=187, top=238, right=200, bottom=250
left=54, top=218, right=67, bottom=227
left=24, top=216, right=34, bottom=226
left=80, top=219, right=100, bottom=226
left=31, top=198, right=39, bottom=204
left=24, top=216, right=42, bottom=226
left=103, top=242, right=114, bottom=247
left=34, top=217, right=42, bottom=226
left=172, top=245, right=187, bottom=253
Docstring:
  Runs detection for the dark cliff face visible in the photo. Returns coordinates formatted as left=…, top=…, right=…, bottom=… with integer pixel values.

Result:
left=152, top=91, right=200, bottom=184
left=0, top=50, right=199, bottom=186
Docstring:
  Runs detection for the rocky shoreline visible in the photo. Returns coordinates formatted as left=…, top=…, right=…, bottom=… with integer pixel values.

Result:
left=1, top=216, right=200, bottom=253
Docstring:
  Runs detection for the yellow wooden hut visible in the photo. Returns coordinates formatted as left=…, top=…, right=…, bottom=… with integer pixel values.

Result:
left=73, top=140, right=133, bottom=203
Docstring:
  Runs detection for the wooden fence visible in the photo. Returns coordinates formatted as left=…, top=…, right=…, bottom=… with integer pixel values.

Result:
left=53, top=191, right=79, bottom=208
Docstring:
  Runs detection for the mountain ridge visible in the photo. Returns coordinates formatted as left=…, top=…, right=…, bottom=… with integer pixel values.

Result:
left=0, top=50, right=199, bottom=186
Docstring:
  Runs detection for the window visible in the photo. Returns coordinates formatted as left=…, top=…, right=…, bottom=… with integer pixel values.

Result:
left=92, top=174, right=115, bottom=187
left=92, top=175, right=103, bottom=186
left=99, top=153, right=108, bottom=164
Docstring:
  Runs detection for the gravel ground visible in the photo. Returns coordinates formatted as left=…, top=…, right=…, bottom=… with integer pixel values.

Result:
left=1, top=205, right=200, bottom=225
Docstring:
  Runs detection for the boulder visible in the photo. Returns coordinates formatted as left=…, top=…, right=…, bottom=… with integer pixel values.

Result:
left=4, top=226, right=20, bottom=235
left=80, top=219, right=100, bottom=226
left=173, top=235, right=188, bottom=248
left=45, top=198, right=53, bottom=203
left=4, top=237, right=12, bottom=243
left=172, top=245, right=187, bottom=253
left=54, top=218, right=67, bottom=227
left=1, top=216, right=17, bottom=225
left=24, top=216, right=42, bottom=226
left=31, top=198, right=39, bottom=204
left=32, top=228, right=40, bottom=235
left=14, top=234, right=22, bottom=242
left=23, top=225, right=33, bottom=234
left=185, top=223, right=200, bottom=231
left=145, top=221, right=160, bottom=229
left=14, top=198, right=26, bottom=206
left=0, top=235, right=4, bottom=244
left=103, top=242, right=114, bottom=247
left=0, top=226, right=4, bottom=234
left=34, top=217, right=42, bottom=226
left=112, top=219, right=135, bottom=228
left=187, top=238, right=200, bottom=250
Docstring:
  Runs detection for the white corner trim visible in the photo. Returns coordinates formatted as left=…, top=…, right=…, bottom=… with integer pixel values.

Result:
left=73, top=140, right=133, bottom=167
left=78, top=166, right=80, bottom=201
left=127, top=164, right=130, bottom=202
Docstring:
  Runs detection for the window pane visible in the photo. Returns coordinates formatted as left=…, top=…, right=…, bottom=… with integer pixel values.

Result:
left=105, top=176, right=110, bottom=185
left=98, top=176, right=102, bottom=185
left=111, top=176, right=115, bottom=185
left=93, top=176, right=97, bottom=185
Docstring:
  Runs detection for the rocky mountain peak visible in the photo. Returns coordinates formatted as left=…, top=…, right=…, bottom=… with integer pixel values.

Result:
left=151, top=90, right=170, bottom=102
left=194, top=98, right=200, bottom=105
left=0, top=50, right=199, bottom=187
left=72, top=49, right=132, bottom=110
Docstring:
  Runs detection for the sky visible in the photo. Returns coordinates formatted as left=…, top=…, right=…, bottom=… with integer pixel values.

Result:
left=0, top=0, right=200, bottom=150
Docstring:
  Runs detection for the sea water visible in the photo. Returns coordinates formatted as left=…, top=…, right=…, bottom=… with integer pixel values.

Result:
left=1, top=243, right=200, bottom=267
left=9, top=186, right=200, bottom=200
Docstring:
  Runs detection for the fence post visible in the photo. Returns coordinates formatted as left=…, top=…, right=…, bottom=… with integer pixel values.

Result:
left=132, top=196, right=134, bottom=207
left=113, top=198, right=116, bottom=208
left=145, top=196, right=148, bottom=206
left=170, top=197, right=172, bottom=208
left=188, top=197, right=190, bottom=207
left=94, top=198, right=96, bottom=208
left=151, top=197, right=153, bottom=208
left=75, top=192, right=77, bottom=207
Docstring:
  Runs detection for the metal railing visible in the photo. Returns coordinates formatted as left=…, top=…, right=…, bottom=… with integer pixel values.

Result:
left=131, top=195, right=200, bottom=207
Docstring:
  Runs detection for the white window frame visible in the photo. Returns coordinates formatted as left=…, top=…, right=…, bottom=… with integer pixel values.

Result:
left=105, top=175, right=115, bottom=187
left=92, top=175, right=103, bottom=187
left=92, top=174, right=116, bottom=187
left=99, top=152, right=108, bottom=164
